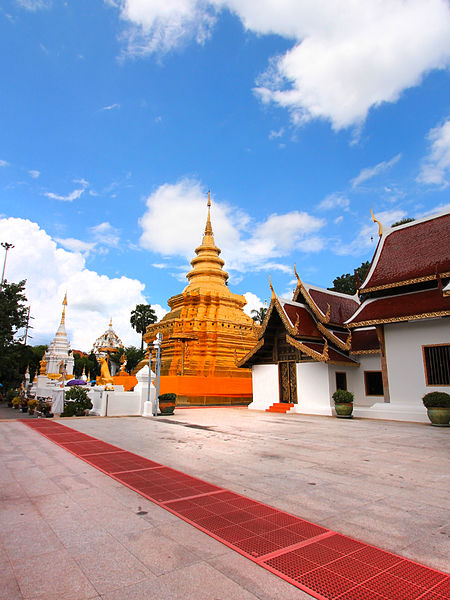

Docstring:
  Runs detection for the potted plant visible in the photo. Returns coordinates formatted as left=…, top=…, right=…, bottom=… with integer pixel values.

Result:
left=20, top=398, right=28, bottom=413
left=422, top=392, right=450, bottom=426
left=158, top=393, right=176, bottom=415
left=11, top=396, right=21, bottom=410
left=61, top=385, right=92, bottom=417
left=332, top=389, right=354, bottom=418
left=27, top=398, right=38, bottom=415
left=40, top=401, right=54, bottom=418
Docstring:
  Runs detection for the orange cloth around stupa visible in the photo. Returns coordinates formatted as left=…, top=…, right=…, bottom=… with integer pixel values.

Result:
left=144, top=193, right=257, bottom=405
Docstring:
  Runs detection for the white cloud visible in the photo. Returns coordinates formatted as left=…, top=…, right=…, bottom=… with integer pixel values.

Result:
left=242, top=291, right=265, bottom=318
left=0, top=159, right=9, bottom=167
left=417, top=118, right=450, bottom=187
left=139, top=178, right=325, bottom=275
left=28, top=170, right=40, bottom=179
left=112, top=1, right=450, bottom=130
left=351, top=154, right=402, bottom=188
left=55, top=238, right=97, bottom=255
left=89, top=222, right=120, bottom=248
left=113, top=0, right=217, bottom=56
left=269, top=127, right=284, bottom=139
left=0, top=217, right=153, bottom=351
left=15, top=0, right=50, bottom=10
left=101, top=103, right=121, bottom=111
left=318, top=193, right=350, bottom=211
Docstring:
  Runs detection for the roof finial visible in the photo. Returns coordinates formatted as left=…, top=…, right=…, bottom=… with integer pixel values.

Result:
left=294, top=263, right=301, bottom=284
left=109, top=317, right=113, bottom=328
left=61, top=291, right=67, bottom=324
left=204, top=190, right=213, bottom=236
left=269, top=275, right=276, bottom=299
left=371, top=207, right=383, bottom=237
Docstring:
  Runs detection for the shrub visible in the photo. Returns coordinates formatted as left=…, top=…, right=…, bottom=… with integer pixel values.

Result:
left=332, top=389, right=354, bottom=404
left=159, top=393, right=176, bottom=404
left=11, top=396, right=21, bottom=408
left=422, top=392, right=450, bottom=409
left=61, top=386, right=92, bottom=417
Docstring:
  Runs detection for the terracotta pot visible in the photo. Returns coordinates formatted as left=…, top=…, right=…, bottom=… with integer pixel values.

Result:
left=159, top=402, right=175, bottom=415
left=426, top=407, right=450, bottom=427
left=335, top=403, right=353, bottom=418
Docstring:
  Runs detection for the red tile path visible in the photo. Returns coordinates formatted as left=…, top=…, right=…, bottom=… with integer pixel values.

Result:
left=21, top=419, right=449, bottom=600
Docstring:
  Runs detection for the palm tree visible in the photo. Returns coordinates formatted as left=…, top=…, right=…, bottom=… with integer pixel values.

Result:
left=130, top=304, right=158, bottom=350
left=251, top=307, right=267, bottom=324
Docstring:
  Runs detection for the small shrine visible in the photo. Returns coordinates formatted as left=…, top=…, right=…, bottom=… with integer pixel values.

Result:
left=143, top=193, right=258, bottom=405
left=92, top=318, right=124, bottom=360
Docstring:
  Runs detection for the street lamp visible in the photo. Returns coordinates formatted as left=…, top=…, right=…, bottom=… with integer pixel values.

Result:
left=153, top=333, right=162, bottom=417
left=1, top=242, right=14, bottom=291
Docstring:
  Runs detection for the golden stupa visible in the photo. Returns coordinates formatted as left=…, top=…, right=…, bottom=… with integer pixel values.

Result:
left=144, top=193, right=257, bottom=405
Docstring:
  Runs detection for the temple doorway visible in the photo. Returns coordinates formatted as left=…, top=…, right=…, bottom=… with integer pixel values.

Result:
left=278, top=361, right=297, bottom=404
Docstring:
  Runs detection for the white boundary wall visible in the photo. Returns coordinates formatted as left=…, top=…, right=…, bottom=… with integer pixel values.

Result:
left=248, top=364, right=279, bottom=410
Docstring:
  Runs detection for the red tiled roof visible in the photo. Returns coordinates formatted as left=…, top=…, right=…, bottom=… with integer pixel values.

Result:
left=346, top=288, right=450, bottom=327
left=361, top=212, right=450, bottom=292
left=307, top=287, right=360, bottom=324
left=281, top=302, right=322, bottom=339
left=350, top=329, right=380, bottom=353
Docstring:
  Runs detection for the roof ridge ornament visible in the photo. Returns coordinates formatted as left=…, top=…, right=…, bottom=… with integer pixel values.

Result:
left=371, top=206, right=383, bottom=237
left=269, top=275, right=276, bottom=299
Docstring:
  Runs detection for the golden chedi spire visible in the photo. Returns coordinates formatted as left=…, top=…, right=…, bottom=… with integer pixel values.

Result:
left=143, top=190, right=257, bottom=406
left=185, top=192, right=229, bottom=291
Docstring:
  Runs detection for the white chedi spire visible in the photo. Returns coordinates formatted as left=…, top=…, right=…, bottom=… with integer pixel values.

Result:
left=45, top=292, right=74, bottom=376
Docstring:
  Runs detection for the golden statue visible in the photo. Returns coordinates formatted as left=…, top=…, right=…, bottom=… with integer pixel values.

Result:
left=96, top=356, right=114, bottom=386
left=39, top=357, right=47, bottom=375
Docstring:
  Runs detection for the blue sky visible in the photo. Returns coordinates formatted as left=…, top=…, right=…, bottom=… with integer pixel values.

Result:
left=1, top=0, right=449, bottom=351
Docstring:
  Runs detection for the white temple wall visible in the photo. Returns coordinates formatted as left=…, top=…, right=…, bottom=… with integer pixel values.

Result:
left=294, top=362, right=333, bottom=416
left=248, top=364, right=279, bottom=410
left=378, top=318, right=447, bottom=422
left=344, top=355, right=382, bottom=407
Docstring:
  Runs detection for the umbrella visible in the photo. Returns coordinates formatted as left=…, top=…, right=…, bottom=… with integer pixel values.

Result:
left=66, top=379, right=87, bottom=386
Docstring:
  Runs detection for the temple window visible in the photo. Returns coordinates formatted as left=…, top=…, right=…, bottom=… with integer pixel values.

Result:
left=364, top=371, right=384, bottom=396
left=423, top=344, right=450, bottom=385
left=335, top=372, right=347, bottom=391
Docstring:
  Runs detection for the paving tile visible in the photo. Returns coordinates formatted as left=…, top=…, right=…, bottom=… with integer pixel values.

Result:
left=112, top=526, right=204, bottom=576
left=101, top=562, right=260, bottom=600
left=159, top=518, right=235, bottom=560
left=68, top=535, right=152, bottom=594
left=1, top=517, right=65, bottom=559
left=13, top=549, right=97, bottom=600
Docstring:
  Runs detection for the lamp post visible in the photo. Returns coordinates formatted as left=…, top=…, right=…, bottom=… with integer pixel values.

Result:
left=146, top=343, right=153, bottom=405
left=1, top=242, right=14, bottom=291
left=153, top=333, right=162, bottom=417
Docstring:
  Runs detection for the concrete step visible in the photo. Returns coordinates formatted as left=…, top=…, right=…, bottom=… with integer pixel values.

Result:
left=265, top=403, right=294, bottom=413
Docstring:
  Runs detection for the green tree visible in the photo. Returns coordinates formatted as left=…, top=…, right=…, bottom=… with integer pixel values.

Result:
left=251, top=307, right=268, bottom=324
left=110, top=346, right=145, bottom=374
left=0, top=280, right=30, bottom=392
left=329, top=261, right=371, bottom=295
left=391, top=217, right=415, bottom=227
left=27, top=345, right=47, bottom=381
left=130, top=304, right=157, bottom=350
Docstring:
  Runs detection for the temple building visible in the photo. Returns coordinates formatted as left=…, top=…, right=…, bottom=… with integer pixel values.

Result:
left=144, top=194, right=258, bottom=405
left=43, top=293, right=74, bottom=380
left=239, top=209, right=450, bottom=423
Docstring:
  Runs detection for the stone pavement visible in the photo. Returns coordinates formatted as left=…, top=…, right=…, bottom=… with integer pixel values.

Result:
left=0, top=407, right=448, bottom=599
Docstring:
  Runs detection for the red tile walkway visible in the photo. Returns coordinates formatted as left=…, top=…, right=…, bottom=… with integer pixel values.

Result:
left=21, top=419, right=449, bottom=600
